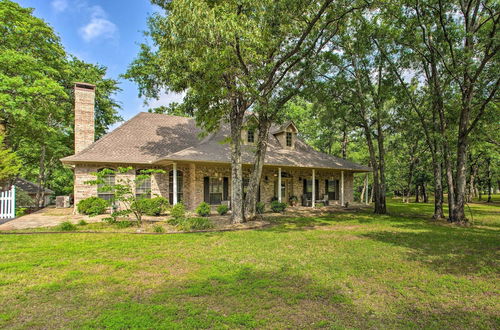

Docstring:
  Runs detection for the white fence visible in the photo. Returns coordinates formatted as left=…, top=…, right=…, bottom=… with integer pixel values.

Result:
left=0, top=185, right=16, bottom=219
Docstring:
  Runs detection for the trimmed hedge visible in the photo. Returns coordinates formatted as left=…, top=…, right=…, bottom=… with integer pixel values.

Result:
left=77, top=197, right=109, bottom=216
left=216, top=204, right=229, bottom=215
left=195, top=202, right=211, bottom=217
left=270, top=201, right=287, bottom=213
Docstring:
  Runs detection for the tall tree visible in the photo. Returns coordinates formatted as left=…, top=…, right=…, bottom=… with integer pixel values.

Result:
left=126, top=0, right=363, bottom=222
left=0, top=0, right=121, bottom=202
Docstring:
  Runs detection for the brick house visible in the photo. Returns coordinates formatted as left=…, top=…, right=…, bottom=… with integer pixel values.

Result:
left=61, top=83, right=370, bottom=211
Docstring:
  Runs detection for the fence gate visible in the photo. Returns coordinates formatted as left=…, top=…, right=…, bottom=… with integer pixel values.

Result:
left=0, top=185, right=16, bottom=219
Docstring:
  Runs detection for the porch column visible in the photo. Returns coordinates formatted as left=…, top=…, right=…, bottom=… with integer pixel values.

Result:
left=341, top=170, right=345, bottom=206
left=278, top=167, right=282, bottom=203
left=365, top=173, right=369, bottom=205
left=173, top=162, right=178, bottom=205
left=312, top=169, right=315, bottom=207
left=189, top=163, right=196, bottom=208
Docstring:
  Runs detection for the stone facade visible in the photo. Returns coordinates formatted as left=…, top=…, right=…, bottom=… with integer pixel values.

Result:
left=74, top=83, right=96, bottom=154
left=73, top=162, right=355, bottom=212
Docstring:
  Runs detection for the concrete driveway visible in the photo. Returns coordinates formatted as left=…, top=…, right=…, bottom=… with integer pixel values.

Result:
left=0, top=207, right=104, bottom=231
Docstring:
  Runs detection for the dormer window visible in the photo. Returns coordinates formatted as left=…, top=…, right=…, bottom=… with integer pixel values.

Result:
left=247, top=129, right=255, bottom=143
left=286, top=132, right=292, bottom=147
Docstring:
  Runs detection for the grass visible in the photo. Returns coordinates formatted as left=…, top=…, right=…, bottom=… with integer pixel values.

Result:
left=0, top=197, right=498, bottom=328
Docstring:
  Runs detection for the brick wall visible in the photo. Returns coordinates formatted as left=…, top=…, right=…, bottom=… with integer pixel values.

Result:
left=74, top=83, right=95, bottom=154
left=73, top=162, right=356, bottom=213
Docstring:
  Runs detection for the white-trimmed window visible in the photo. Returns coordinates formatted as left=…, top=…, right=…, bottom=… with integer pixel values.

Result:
left=247, top=129, right=255, bottom=143
left=286, top=132, right=292, bottom=147
left=136, top=170, right=152, bottom=198
left=97, top=168, right=115, bottom=201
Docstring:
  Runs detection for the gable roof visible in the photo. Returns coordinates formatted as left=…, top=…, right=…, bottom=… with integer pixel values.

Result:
left=271, top=120, right=298, bottom=134
left=61, top=112, right=371, bottom=172
left=15, top=178, right=54, bottom=194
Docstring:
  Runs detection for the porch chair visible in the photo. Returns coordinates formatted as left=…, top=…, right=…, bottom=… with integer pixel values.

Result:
left=302, top=194, right=312, bottom=207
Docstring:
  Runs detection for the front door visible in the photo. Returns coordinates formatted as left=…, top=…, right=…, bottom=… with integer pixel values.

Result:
left=276, top=178, right=291, bottom=203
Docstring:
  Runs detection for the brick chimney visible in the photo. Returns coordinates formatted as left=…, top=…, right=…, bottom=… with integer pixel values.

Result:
left=74, top=82, right=96, bottom=154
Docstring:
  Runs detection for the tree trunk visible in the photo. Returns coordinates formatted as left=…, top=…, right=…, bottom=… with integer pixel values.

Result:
left=443, top=144, right=456, bottom=221
left=35, top=144, right=46, bottom=208
left=486, top=157, right=492, bottom=203
left=422, top=183, right=428, bottom=203
left=451, top=121, right=468, bottom=222
left=375, top=120, right=387, bottom=213
left=341, top=124, right=348, bottom=159
left=363, top=124, right=383, bottom=214
left=229, top=104, right=245, bottom=223
left=432, top=158, right=445, bottom=219
left=415, top=183, right=420, bottom=203
left=244, top=117, right=271, bottom=220
left=406, top=154, right=416, bottom=204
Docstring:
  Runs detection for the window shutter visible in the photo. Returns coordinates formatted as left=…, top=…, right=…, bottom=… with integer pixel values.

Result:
left=303, top=179, right=307, bottom=195
left=204, top=177, right=210, bottom=203
left=223, top=177, right=229, bottom=200
left=336, top=180, right=340, bottom=200
left=325, top=180, right=329, bottom=193
left=315, top=179, right=319, bottom=197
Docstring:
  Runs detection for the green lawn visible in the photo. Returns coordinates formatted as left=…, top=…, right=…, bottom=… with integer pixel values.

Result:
left=1, top=198, right=499, bottom=329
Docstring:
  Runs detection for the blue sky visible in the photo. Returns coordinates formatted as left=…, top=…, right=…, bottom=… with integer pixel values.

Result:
left=17, top=0, right=183, bottom=125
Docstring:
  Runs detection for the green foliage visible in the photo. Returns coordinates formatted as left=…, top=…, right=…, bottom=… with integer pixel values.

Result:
left=57, top=221, right=77, bottom=231
left=256, top=202, right=265, bottom=214
left=195, top=202, right=211, bottom=217
left=15, top=190, right=35, bottom=208
left=270, top=201, right=287, bottom=213
left=170, top=203, right=186, bottom=220
left=15, top=208, right=27, bottom=217
left=0, top=134, right=20, bottom=189
left=86, top=167, right=166, bottom=225
left=176, top=217, right=213, bottom=231
left=0, top=0, right=121, bottom=196
left=78, top=220, right=87, bottom=226
left=153, top=224, right=165, bottom=233
left=77, top=197, right=109, bottom=216
left=115, top=221, right=133, bottom=229
left=315, top=202, right=324, bottom=208
left=216, top=204, right=229, bottom=216
left=143, top=196, right=170, bottom=216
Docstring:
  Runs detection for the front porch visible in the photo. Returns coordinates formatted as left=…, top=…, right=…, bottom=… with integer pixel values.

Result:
left=150, top=162, right=360, bottom=210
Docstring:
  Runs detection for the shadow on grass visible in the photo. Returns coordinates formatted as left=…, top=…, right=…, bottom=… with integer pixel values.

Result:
left=83, top=266, right=497, bottom=329
left=362, top=222, right=500, bottom=275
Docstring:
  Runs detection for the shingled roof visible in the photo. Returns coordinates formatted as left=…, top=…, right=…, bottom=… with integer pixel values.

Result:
left=61, top=112, right=371, bottom=172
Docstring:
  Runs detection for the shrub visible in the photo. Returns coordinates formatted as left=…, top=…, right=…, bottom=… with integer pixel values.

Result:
left=78, top=220, right=87, bottom=226
left=177, top=217, right=213, bottom=231
left=171, top=203, right=185, bottom=220
left=115, top=221, right=133, bottom=229
left=16, top=207, right=27, bottom=217
left=167, top=217, right=182, bottom=226
left=57, top=221, right=77, bottom=231
left=216, top=204, right=229, bottom=215
left=270, top=201, right=287, bottom=213
left=256, top=202, right=265, bottom=214
left=77, top=197, right=109, bottom=216
left=196, top=202, right=211, bottom=217
left=315, top=202, right=324, bottom=208
left=153, top=224, right=164, bottom=233
left=16, top=190, right=35, bottom=208
left=136, top=196, right=170, bottom=216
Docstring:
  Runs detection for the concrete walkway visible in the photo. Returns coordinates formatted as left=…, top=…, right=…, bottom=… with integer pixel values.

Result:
left=0, top=207, right=104, bottom=231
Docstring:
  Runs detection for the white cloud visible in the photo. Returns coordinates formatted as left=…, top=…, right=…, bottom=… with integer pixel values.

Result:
left=78, top=4, right=117, bottom=42
left=51, top=0, right=68, bottom=12
left=145, top=91, right=186, bottom=110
